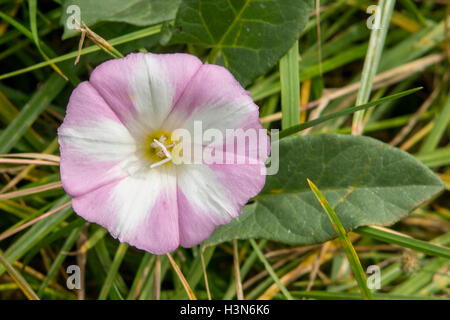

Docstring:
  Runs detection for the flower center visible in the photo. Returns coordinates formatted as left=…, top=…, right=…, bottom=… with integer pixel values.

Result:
left=144, top=130, right=176, bottom=168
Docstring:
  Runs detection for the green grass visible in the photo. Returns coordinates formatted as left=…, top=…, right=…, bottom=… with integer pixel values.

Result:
left=308, top=179, right=373, bottom=300
left=280, top=41, right=301, bottom=129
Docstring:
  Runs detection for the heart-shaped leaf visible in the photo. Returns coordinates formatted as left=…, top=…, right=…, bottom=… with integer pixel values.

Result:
left=170, top=0, right=314, bottom=86
left=60, top=0, right=180, bottom=39
left=205, top=134, right=444, bottom=245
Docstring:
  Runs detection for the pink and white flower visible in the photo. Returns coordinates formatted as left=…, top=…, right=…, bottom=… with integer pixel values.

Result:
left=58, top=53, right=269, bottom=254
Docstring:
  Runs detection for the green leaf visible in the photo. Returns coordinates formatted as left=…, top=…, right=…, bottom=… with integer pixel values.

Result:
left=60, top=0, right=180, bottom=38
left=206, top=134, right=444, bottom=245
left=170, top=0, right=314, bottom=86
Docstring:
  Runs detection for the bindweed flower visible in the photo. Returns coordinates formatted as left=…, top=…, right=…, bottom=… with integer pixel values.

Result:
left=58, top=53, right=269, bottom=254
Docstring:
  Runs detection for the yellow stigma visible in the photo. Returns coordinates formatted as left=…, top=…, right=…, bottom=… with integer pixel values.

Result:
left=144, top=130, right=175, bottom=167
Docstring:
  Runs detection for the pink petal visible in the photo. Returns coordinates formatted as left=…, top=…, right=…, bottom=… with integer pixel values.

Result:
left=89, top=53, right=202, bottom=138
left=164, top=64, right=260, bottom=134
left=176, top=159, right=266, bottom=247
left=60, top=53, right=270, bottom=253
left=177, top=189, right=229, bottom=247
left=58, top=82, right=136, bottom=197
left=72, top=167, right=179, bottom=254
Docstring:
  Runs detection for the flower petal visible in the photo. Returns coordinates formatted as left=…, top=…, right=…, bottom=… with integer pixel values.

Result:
left=60, top=53, right=269, bottom=253
left=164, top=64, right=261, bottom=135
left=176, top=160, right=266, bottom=247
left=72, top=166, right=179, bottom=254
left=167, top=63, right=269, bottom=247
left=89, top=53, right=202, bottom=138
left=58, top=82, right=137, bottom=197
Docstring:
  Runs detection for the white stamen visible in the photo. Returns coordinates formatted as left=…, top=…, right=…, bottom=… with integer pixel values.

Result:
left=153, top=139, right=172, bottom=159
left=150, top=157, right=172, bottom=169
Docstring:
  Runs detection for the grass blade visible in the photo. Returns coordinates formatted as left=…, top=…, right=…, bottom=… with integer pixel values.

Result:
left=352, top=0, right=396, bottom=135
left=0, top=92, right=45, bottom=150
left=138, top=255, right=169, bottom=300
left=233, top=239, right=244, bottom=300
left=28, top=0, right=67, bottom=79
left=0, top=200, right=71, bottom=242
left=419, top=93, right=450, bottom=154
left=0, top=195, right=73, bottom=278
left=173, top=245, right=216, bottom=299
left=37, top=225, right=83, bottom=296
left=99, top=243, right=129, bottom=300
left=0, top=25, right=162, bottom=80
left=249, top=239, right=294, bottom=300
left=223, top=239, right=268, bottom=300
left=356, top=226, right=450, bottom=259
left=307, top=179, right=373, bottom=300
left=0, top=73, right=67, bottom=154
left=127, top=253, right=155, bottom=300
left=416, top=146, right=450, bottom=168
left=279, top=87, right=422, bottom=138
left=392, top=257, right=449, bottom=295
left=290, top=290, right=445, bottom=300
left=0, top=181, right=62, bottom=201
left=166, top=253, right=197, bottom=300
left=0, top=250, right=39, bottom=300
left=280, top=41, right=300, bottom=129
